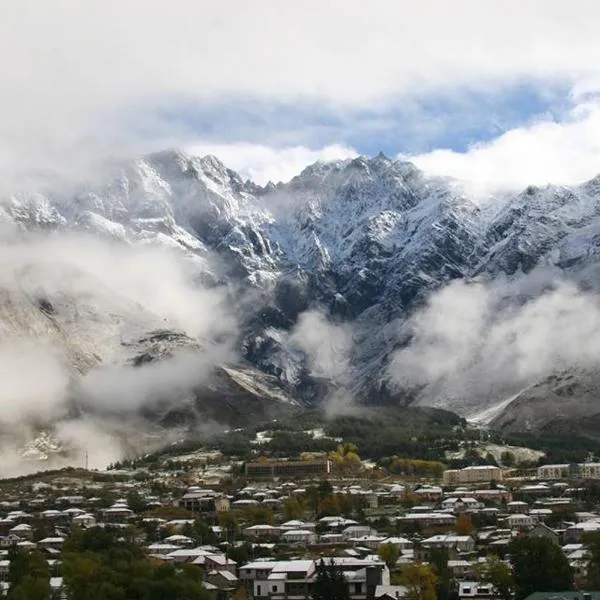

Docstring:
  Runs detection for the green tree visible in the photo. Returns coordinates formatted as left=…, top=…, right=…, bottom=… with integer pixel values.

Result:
left=378, top=543, right=401, bottom=571
left=7, top=548, right=51, bottom=600
left=312, top=559, right=349, bottom=600
left=583, top=531, right=600, bottom=588
left=126, top=490, right=148, bottom=514
left=429, top=547, right=453, bottom=600
left=398, top=563, right=438, bottom=600
left=480, top=555, right=514, bottom=600
left=284, top=496, right=305, bottom=521
left=509, top=537, right=573, bottom=600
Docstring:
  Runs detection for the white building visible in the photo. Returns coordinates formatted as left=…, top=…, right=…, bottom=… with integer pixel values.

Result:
left=443, top=466, right=503, bottom=485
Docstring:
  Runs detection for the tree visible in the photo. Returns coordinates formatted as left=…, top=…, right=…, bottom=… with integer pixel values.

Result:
left=126, top=490, right=148, bottom=514
left=583, top=531, right=600, bottom=588
left=378, top=543, right=401, bottom=571
left=312, top=559, right=349, bottom=600
left=398, top=563, right=438, bottom=600
left=429, top=547, right=453, bottom=600
left=509, top=537, right=573, bottom=600
left=8, top=547, right=51, bottom=600
left=455, top=514, right=475, bottom=535
left=218, top=511, right=240, bottom=540
left=501, top=451, right=516, bottom=467
left=480, top=555, right=514, bottom=600
left=329, top=443, right=362, bottom=474
left=284, top=496, right=305, bottom=521
left=317, top=495, right=341, bottom=518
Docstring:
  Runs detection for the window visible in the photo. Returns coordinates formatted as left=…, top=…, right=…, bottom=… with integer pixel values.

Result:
left=272, top=585, right=277, bottom=592
left=257, top=585, right=262, bottom=596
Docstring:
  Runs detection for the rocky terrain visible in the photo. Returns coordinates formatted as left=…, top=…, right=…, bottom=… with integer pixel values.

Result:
left=3, top=149, right=600, bottom=455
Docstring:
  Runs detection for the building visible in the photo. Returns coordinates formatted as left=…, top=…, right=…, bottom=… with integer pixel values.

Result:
left=178, top=488, right=230, bottom=514
left=417, top=535, right=475, bottom=561
left=579, top=463, right=600, bottom=479
left=537, top=464, right=572, bottom=480
left=375, top=585, right=408, bottom=600
left=459, top=581, right=500, bottom=600
left=505, top=514, right=534, bottom=530
left=242, top=557, right=389, bottom=600
left=443, top=466, right=503, bottom=485
left=245, top=460, right=331, bottom=479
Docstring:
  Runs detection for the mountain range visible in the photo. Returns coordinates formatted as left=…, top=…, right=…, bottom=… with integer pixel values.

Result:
left=3, top=149, right=600, bottom=463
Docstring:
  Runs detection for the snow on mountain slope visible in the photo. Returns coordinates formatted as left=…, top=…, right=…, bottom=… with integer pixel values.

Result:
left=4, top=149, right=600, bottom=438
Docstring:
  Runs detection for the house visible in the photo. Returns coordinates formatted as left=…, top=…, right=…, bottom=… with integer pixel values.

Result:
left=204, top=554, right=237, bottom=575
left=375, top=585, right=408, bottom=600
left=529, top=523, right=560, bottom=544
left=280, top=529, right=317, bottom=546
left=244, top=524, right=280, bottom=539
left=38, top=537, right=65, bottom=551
left=179, top=488, right=230, bottom=514
left=506, top=514, right=534, bottom=530
left=343, top=525, right=377, bottom=540
left=442, top=497, right=484, bottom=513
left=205, top=570, right=240, bottom=595
left=251, top=560, right=315, bottom=599
left=72, top=513, right=96, bottom=528
left=418, top=535, right=475, bottom=560
left=565, top=520, right=600, bottom=543
left=243, top=557, right=389, bottom=600
left=163, top=534, right=194, bottom=547
left=396, top=512, right=456, bottom=528
left=459, top=581, right=499, bottom=600
left=448, top=559, right=476, bottom=579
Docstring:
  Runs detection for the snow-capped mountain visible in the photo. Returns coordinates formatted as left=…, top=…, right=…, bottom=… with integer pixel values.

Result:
left=4, top=149, right=600, bottom=437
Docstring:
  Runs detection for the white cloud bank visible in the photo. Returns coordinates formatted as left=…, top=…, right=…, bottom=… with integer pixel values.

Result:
left=187, top=143, right=358, bottom=185
left=410, top=90, right=600, bottom=193
left=4, top=0, right=600, bottom=190
left=389, top=273, right=600, bottom=414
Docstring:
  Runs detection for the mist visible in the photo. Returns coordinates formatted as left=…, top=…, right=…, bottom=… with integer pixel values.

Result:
left=0, top=230, right=237, bottom=473
left=388, top=272, right=600, bottom=415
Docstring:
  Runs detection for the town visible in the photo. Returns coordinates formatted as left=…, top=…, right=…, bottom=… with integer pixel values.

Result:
left=3, top=433, right=600, bottom=600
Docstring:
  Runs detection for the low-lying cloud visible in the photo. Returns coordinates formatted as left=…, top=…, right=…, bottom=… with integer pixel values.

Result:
left=389, top=273, right=600, bottom=414
left=0, top=230, right=237, bottom=470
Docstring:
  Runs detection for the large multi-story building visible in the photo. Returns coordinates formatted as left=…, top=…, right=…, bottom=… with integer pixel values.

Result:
left=536, top=464, right=571, bottom=480
left=536, top=462, right=600, bottom=480
left=578, top=462, right=600, bottom=479
left=442, top=466, right=503, bottom=485
left=245, top=459, right=331, bottom=479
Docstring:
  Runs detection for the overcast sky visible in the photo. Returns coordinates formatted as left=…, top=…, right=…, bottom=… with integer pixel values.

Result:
left=3, top=0, right=600, bottom=190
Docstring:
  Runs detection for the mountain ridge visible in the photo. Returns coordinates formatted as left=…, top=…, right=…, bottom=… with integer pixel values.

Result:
left=2, top=149, right=600, bottom=447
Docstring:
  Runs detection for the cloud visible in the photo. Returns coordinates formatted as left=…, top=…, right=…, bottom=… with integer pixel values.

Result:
left=388, top=274, right=600, bottom=415
left=78, top=347, right=231, bottom=414
left=409, top=92, right=600, bottom=193
left=3, top=0, right=600, bottom=190
left=187, top=143, right=358, bottom=185
left=0, top=231, right=237, bottom=469
left=0, top=343, right=69, bottom=425
left=289, top=310, right=353, bottom=382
